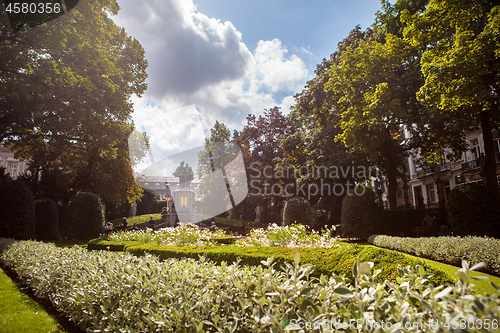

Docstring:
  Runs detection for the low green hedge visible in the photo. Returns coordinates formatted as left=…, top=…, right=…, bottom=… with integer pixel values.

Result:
left=89, top=239, right=454, bottom=286
left=369, top=235, right=500, bottom=276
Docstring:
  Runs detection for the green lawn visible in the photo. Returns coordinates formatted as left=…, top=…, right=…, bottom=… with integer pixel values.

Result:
left=0, top=267, right=68, bottom=333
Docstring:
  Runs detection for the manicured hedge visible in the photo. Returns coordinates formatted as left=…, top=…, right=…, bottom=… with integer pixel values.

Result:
left=0, top=179, right=35, bottom=240
left=34, top=198, right=60, bottom=241
left=61, top=192, right=104, bottom=240
left=88, top=239, right=454, bottom=286
left=341, top=188, right=384, bottom=239
left=369, top=235, right=500, bottom=276
left=283, top=197, right=313, bottom=226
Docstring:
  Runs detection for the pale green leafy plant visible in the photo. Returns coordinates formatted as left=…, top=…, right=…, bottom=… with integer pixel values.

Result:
left=1, top=238, right=499, bottom=332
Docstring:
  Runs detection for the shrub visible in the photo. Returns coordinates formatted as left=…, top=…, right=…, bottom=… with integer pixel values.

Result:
left=283, top=197, right=313, bottom=226
left=340, top=188, right=383, bottom=239
left=371, top=234, right=500, bottom=276
left=447, top=184, right=500, bottom=237
left=61, top=192, right=104, bottom=240
left=0, top=179, right=35, bottom=239
left=136, top=188, right=158, bottom=216
left=34, top=198, right=60, bottom=241
left=150, top=199, right=167, bottom=214
left=312, top=208, right=328, bottom=230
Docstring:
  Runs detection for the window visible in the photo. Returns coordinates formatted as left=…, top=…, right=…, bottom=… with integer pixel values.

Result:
left=444, top=180, right=450, bottom=201
left=428, top=184, right=436, bottom=203
left=470, top=137, right=481, bottom=160
left=8, top=163, right=17, bottom=177
left=397, top=182, right=403, bottom=198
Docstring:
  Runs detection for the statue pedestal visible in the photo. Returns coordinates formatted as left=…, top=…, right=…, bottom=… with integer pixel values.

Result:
left=171, top=188, right=197, bottom=225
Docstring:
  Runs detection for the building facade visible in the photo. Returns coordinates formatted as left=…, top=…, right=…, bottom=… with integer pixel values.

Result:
left=0, top=143, right=29, bottom=179
left=136, top=176, right=201, bottom=200
left=407, top=129, right=500, bottom=209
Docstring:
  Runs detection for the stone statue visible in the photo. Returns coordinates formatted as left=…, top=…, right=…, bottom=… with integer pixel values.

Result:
left=185, top=163, right=194, bottom=185
left=173, top=161, right=194, bottom=188
left=255, top=205, right=263, bottom=223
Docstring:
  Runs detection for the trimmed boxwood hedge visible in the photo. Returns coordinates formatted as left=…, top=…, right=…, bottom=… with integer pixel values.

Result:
left=34, top=198, right=60, bottom=241
left=369, top=234, right=500, bottom=276
left=0, top=179, right=35, bottom=240
left=341, top=188, right=384, bottom=239
left=61, top=192, right=104, bottom=240
left=283, top=197, right=313, bottom=226
left=87, top=239, right=454, bottom=286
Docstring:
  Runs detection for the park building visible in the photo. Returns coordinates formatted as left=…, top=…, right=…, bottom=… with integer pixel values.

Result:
left=402, top=128, right=500, bottom=209
left=0, top=142, right=29, bottom=179
left=136, top=175, right=201, bottom=200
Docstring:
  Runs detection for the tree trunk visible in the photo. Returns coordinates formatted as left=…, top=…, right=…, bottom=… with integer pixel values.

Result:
left=386, top=170, right=398, bottom=210
left=479, top=110, right=500, bottom=204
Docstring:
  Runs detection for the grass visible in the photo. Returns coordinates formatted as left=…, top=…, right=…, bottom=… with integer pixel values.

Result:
left=0, top=267, right=68, bottom=333
left=109, top=213, right=162, bottom=227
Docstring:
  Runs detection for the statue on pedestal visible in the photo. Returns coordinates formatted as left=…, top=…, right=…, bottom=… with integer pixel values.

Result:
left=173, top=161, right=194, bottom=188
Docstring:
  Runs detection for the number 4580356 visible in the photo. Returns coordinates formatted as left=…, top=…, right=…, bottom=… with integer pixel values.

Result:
left=4, top=2, right=61, bottom=14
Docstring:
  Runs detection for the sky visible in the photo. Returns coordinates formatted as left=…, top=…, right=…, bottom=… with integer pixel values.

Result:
left=113, top=0, right=383, bottom=172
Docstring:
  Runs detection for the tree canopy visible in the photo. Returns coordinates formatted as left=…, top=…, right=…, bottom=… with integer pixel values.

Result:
left=404, top=0, right=500, bottom=200
left=0, top=0, right=148, bottom=203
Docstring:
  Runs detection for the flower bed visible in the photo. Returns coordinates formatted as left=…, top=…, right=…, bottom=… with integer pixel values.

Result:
left=238, top=223, right=339, bottom=248
left=1, top=238, right=499, bottom=332
left=107, top=225, right=228, bottom=246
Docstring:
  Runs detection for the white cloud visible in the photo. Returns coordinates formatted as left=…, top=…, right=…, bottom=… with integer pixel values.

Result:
left=115, top=0, right=311, bottom=158
left=252, top=39, right=310, bottom=93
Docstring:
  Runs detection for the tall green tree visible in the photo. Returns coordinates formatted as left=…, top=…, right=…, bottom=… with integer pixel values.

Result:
left=196, top=121, right=240, bottom=217
left=0, top=0, right=148, bottom=203
left=404, top=0, right=500, bottom=201
left=236, top=107, right=294, bottom=224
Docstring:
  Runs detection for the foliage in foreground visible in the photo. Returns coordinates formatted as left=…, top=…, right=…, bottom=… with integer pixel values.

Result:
left=1, top=239, right=499, bottom=332
left=369, top=235, right=500, bottom=276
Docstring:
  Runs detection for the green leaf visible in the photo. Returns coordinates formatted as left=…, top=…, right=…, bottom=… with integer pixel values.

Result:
left=470, top=262, right=486, bottom=271
left=358, top=262, right=374, bottom=276
left=334, top=287, right=353, bottom=298
left=294, top=253, right=301, bottom=267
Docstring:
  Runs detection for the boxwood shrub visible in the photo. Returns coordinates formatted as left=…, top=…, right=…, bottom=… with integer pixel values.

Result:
left=370, top=234, right=500, bottom=276
left=341, top=188, right=384, bottom=239
left=34, top=198, right=60, bottom=241
left=283, top=197, right=313, bottom=226
left=0, top=179, right=35, bottom=240
left=61, top=192, right=104, bottom=240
